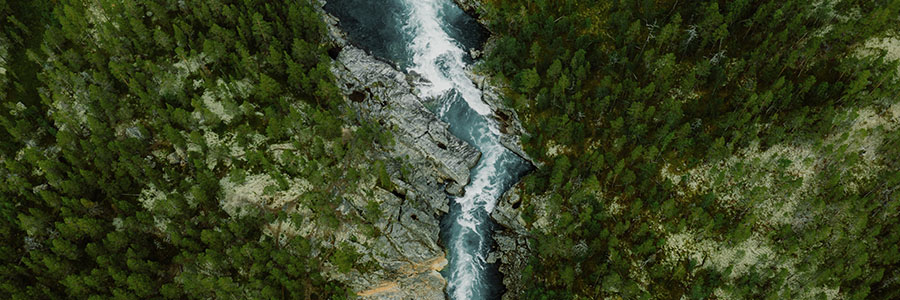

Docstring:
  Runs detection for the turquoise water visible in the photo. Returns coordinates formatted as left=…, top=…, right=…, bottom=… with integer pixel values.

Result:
left=325, top=1, right=530, bottom=299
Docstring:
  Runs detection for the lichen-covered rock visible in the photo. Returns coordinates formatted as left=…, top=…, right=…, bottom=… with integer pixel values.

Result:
left=452, top=0, right=484, bottom=17
left=327, top=187, right=449, bottom=299
left=468, top=70, right=539, bottom=168
left=315, top=0, right=350, bottom=47
left=332, top=45, right=480, bottom=197
left=489, top=183, right=533, bottom=300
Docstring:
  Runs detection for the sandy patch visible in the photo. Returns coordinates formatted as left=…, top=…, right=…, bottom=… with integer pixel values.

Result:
left=357, top=282, right=400, bottom=297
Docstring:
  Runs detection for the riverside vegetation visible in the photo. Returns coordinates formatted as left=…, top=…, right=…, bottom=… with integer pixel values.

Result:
left=475, top=0, right=900, bottom=299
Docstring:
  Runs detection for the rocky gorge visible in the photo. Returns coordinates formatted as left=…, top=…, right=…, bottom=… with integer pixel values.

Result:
left=314, top=0, right=538, bottom=298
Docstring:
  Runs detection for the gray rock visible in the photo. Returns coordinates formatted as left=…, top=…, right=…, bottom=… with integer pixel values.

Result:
left=332, top=45, right=481, bottom=196
left=315, top=0, right=349, bottom=47
left=489, top=183, right=533, bottom=300
left=468, top=69, right=540, bottom=168
left=452, top=0, right=483, bottom=17
left=406, top=70, right=430, bottom=86
left=490, top=182, right=529, bottom=234
left=331, top=184, right=450, bottom=300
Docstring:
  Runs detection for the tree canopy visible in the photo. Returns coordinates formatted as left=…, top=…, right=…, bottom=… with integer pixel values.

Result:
left=0, top=0, right=390, bottom=298
left=480, top=0, right=900, bottom=298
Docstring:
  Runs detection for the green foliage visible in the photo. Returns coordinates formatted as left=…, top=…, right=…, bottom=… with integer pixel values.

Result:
left=0, top=0, right=379, bottom=298
left=481, top=0, right=900, bottom=298
left=332, top=242, right=361, bottom=273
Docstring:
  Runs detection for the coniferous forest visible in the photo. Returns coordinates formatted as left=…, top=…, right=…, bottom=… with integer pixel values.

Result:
left=3, top=0, right=900, bottom=299
left=1, top=0, right=389, bottom=298
left=478, top=0, right=900, bottom=299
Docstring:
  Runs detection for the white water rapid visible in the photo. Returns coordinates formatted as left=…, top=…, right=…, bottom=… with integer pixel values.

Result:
left=403, top=0, right=493, bottom=117
left=399, top=1, right=529, bottom=299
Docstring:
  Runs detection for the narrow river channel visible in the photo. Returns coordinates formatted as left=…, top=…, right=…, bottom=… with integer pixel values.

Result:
left=324, top=1, right=531, bottom=298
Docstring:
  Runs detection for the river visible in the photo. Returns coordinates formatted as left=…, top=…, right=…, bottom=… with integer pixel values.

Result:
left=324, top=1, right=530, bottom=299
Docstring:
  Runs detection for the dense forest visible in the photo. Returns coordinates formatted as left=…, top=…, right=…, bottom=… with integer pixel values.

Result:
left=478, top=0, right=900, bottom=299
left=0, top=0, right=400, bottom=298
left=4, top=0, right=900, bottom=299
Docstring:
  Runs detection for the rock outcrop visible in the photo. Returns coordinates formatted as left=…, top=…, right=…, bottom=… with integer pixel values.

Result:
left=487, top=183, right=533, bottom=300
left=329, top=188, right=451, bottom=300
left=452, top=0, right=484, bottom=18
left=469, top=69, right=540, bottom=168
left=332, top=46, right=481, bottom=197
left=316, top=2, right=483, bottom=299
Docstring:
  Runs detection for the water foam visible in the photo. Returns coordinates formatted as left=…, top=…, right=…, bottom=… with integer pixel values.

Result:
left=398, top=1, right=529, bottom=298
left=403, top=0, right=492, bottom=116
